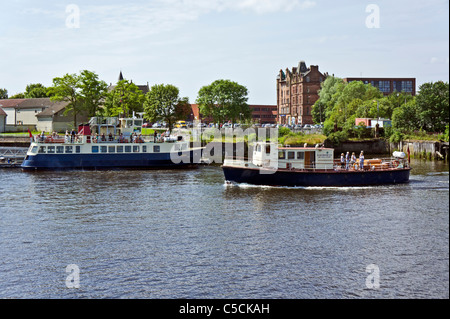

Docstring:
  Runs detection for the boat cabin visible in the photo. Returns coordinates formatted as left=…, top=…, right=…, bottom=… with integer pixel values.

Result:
left=88, top=114, right=144, bottom=139
left=252, top=142, right=334, bottom=170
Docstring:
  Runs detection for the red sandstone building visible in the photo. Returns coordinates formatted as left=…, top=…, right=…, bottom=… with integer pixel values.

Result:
left=189, top=104, right=277, bottom=124
left=276, top=61, right=327, bottom=125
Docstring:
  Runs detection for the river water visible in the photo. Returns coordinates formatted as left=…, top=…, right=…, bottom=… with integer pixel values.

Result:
left=0, top=159, right=448, bottom=299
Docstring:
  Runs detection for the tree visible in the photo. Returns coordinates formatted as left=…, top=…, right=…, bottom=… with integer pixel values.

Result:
left=312, top=76, right=344, bottom=123
left=0, top=88, right=8, bottom=99
left=143, top=84, right=190, bottom=132
left=392, top=99, right=420, bottom=133
left=416, top=81, right=449, bottom=132
left=9, top=93, right=25, bottom=99
left=196, top=79, right=251, bottom=124
left=47, top=73, right=82, bottom=129
left=322, top=81, right=383, bottom=136
left=104, top=80, right=145, bottom=117
left=78, top=70, right=108, bottom=117
left=25, top=83, right=48, bottom=98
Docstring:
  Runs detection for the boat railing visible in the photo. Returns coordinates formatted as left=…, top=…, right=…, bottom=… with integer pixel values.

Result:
left=332, top=157, right=410, bottom=171
left=224, top=156, right=410, bottom=171
left=33, top=134, right=185, bottom=144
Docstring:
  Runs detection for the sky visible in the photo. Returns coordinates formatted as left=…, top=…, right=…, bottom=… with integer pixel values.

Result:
left=0, top=0, right=448, bottom=104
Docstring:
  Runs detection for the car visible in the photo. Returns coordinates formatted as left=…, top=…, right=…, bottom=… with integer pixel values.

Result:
left=197, top=123, right=207, bottom=128
left=175, top=121, right=187, bottom=128
left=233, top=123, right=241, bottom=128
left=303, top=124, right=312, bottom=129
left=152, top=123, right=162, bottom=128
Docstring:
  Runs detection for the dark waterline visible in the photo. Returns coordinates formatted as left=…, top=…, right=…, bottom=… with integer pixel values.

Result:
left=0, top=159, right=448, bottom=298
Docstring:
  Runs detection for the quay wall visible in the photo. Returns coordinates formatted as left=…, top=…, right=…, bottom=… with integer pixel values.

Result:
left=0, top=136, right=31, bottom=147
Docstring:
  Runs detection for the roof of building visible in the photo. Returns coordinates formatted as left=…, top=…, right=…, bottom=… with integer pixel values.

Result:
left=0, top=98, right=59, bottom=109
left=36, top=100, right=70, bottom=117
left=0, top=99, right=26, bottom=108
left=0, top=106, right=6, bottom=116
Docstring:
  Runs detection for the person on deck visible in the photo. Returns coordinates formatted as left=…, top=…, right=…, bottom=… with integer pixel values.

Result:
left=359, top=151, right=365, bottom=170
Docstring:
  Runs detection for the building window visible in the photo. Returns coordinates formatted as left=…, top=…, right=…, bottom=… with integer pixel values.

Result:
left=402, top=81, right=413, bottom=92
left=379, top=81, right=391, bottom=93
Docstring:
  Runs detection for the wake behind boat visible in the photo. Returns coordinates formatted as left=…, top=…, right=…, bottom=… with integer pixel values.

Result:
left=222, top=142, right=411, bottom=187
left=21, top=115, right=201, bottom=170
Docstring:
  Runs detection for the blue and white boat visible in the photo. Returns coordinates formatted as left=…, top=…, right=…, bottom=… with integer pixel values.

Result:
left=22, top=115, right=201, bottom=170
left=222, top=142, right=411, bottom=187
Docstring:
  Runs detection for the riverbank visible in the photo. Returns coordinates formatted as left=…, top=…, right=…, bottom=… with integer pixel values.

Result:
left=1, top=135, right=448, bottom=162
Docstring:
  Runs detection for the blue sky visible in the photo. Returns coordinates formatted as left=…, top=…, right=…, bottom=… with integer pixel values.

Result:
left=0, top=0, right=448, bottom=104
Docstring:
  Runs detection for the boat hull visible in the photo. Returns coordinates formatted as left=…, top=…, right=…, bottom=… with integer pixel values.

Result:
left=222, top=166, right=411, bottom=187
left=21, top=150, right=199, bottom=170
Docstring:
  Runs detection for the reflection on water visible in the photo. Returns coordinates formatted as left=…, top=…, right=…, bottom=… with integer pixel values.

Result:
left=0, top=159, right=448, bottom=298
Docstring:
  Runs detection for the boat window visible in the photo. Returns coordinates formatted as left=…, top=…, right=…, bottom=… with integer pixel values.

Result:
left=47, top=146, right=55, bottom=154
left=278, top=151, right=285, bottom=159
left=134, top=120, right=142, bottom=127
left=92, top=146, right=99, bottom=153
left=117, top=146, right=124, bottom=153
left=154, top=145, right=160, bottom=153
left=288, top=151, right=295, bottom=159
left=142, top=145, right=147, bottom=153
left=256, top=144, right=261, bottom=152
left=126, top=120, right=133, bottom=128
left=76, top=146, right=81, bottom=154
left=100, top=146, right=107, bottom=153
left=266, top=145, right=271, bottom=154
left=297, top=152, right=304, bottom=160
left=56, top=146, right=64, bottom=154
left=108, top=146, right=115, bottom=153
left=125, top=146, right=132, bottom=153
left=133, top=145, right=139, bottom=153
left=38, top=146, right=46, bottom=154
left=31, top=146, right=38, bottom=153
left=65, top=146, right=73, bottom=153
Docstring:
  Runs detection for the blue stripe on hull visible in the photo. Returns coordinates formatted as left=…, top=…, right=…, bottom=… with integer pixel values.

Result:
left=21, top=152, right=196, bottom=170
left=222, top=166, right=411, bottom=187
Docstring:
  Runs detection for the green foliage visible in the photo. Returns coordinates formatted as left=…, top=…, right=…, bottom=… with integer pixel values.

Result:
left=104, top=80, right=145, bottom=117
left=48, top=73, right=83, bottom=128
left=48, top=70, right=108, bottom=127
left=0, top=88, right=8, bottom=99
left=326, top=131, right=349, bottom=145
left=278, top=126, right=291, bottom=137
left=143, top=84, right=190, bottom=131
left=78, top=70, right=108, bottom=117
left=196, top=79, right=251, bottom=124
left=25, top=83, right=48, bottom=98
left=415, top=81, right=449, bottom=133
left=9, top=93, right=25, bottom=99
left=444, top=125, right=449, bottom=142
left=389, top=130, right=404, bottom=143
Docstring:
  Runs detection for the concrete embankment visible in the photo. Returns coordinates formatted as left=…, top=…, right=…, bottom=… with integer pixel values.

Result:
left=0, top=136, right=31, bottom=147
left=325, top=138, right=448, bottom=161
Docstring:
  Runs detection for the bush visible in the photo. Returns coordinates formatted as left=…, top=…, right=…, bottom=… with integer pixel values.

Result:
left=327, top=131, right=348, bottom=145
left=389, top=130, right=404, bottom=143
left=278, top=127, right=291, bottom=137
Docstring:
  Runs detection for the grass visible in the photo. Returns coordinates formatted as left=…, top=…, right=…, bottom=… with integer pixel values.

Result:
left=280, top=133, right=327, bottom=146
